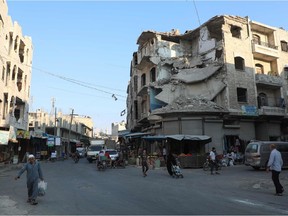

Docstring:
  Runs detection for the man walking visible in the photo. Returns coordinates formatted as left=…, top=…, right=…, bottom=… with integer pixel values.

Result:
left=209, top=147, right=220, bottom=175
left=266, top=144, right=284, bottom=196
left=141, top=149, right=149, bottom=177
left=15, top=154, right=44, bottom=205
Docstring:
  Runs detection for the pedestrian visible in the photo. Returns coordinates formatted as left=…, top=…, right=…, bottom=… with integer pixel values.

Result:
left=162, top=147, right=167, bottom=163
left=209, top=147, right=220, bottom=175
left=266, top=144, right=284, bottom=196
left=166, top=152, right=176, bottom=176
left=14, top=154, right=44, bottom=205
left=141, top=149, right=149, bottom=177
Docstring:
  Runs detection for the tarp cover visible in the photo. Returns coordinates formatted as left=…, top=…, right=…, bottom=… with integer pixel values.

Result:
left=166, top=134, right=211, bottom=142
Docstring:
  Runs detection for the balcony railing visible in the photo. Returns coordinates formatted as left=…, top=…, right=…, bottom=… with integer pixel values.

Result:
left=258, top=106, right=285, bottom=116
left=252, top=39, right=278, bottom=50
left=255, top=73, right=282, bottom=87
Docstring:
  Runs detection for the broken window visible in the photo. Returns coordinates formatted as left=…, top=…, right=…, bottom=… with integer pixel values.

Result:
left=281, top=40, right=288, bottom=52
left=230, top=25, right=241, bottom=39
left=234, top=57, right=245, bottom=71
left=150, top=68, right=156, bottom=82
left=237, top=88, right=247, bottom=102
left=14, top=36, right=19, bottom=52
left=255, top=63, right=264, bottom=74
left=14, top=108, right=20, bottom=121
left=141, top=74, right=146, bottom=87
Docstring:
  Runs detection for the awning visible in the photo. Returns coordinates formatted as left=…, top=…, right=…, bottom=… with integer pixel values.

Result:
left=166, top=134, right=211, bottom=142
left=124, top=132, right=151, bottom=139
left=142, top=134, right=211, bottom=143
left=142, top=135, right=167, bottom=141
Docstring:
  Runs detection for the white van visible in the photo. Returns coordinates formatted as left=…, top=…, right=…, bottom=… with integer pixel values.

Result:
left=245, top=141, right=288, bottom=170
left=86, top=145, right=105, bottom=163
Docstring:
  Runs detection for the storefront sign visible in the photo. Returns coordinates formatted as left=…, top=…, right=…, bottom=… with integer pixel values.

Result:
left=17, top=130, right=31, bottom=139
left=241, top=105, right=258, bottom=116
left=47, top=137, right=55, bottom=147
left=0, top=130, right=9, bottom=145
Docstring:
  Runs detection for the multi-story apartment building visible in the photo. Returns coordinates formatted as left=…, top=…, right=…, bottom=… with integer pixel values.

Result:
left=28, top=109, right=93, bottom=158
left=0, top=0, right=33, bottom=162
left=127, top=15, right=288, bottom=154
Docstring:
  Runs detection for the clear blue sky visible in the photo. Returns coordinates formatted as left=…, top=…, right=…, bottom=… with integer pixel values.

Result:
left=6, top=1, right=288, bottom=133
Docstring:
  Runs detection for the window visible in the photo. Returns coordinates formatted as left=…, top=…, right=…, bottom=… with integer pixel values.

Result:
left=150, top=68, right=156, bottom=82
left=230, top=25, right=241, bottom=38
left=255, top=63, right=264, bottom=74
left=257, top=93, right=268, bottom=107
left=253, top=34, right=261, bottom=45
left=2, top=66, right=4, bottom=81
left=141, top=74, right=146, bottom=87
left=237, top=88, right=247, bottom=102
left=133, top=76, right=138, bottom=93
left=281, top=41, right=288, bottom=52
left=234, top=57, right=245, bottom=71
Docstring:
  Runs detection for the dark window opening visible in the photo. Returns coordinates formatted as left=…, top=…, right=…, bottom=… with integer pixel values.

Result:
left=14, top=109, right=20, bottom=121
left=141, top=74, right=146, bottom=87
left=281, top=41, right=288, bottom=52
left=234, top=57, right=245, bottom=71
left=150, top=68, right=156, bottom=82
left=237, top=88, right=247, bottom=102
left=230, top=25, right=241, bottom=39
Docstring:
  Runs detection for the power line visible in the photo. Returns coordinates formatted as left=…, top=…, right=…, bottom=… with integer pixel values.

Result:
left=192, top=0, right=201, bottom=26
left=0, top=51, right=127, bottom=99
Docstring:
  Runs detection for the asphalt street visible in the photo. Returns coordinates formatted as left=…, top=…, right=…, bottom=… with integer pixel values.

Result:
left=0, top=158, right=287, bottom=215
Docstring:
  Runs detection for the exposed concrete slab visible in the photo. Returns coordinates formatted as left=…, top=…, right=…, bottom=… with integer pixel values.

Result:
left=171, top=64, right=222, bottom=84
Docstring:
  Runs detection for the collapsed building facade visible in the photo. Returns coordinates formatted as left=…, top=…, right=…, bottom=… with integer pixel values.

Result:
left=0, top=0, right=33, bottom=161
left=126, top=15, right=288, bottom=153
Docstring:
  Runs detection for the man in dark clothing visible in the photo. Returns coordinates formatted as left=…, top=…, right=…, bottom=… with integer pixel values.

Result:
left=141, top=149, right=149, bottom=177
left=166, top=152, right=177, bottom=176
left=15, top=154, right=44, bottom=205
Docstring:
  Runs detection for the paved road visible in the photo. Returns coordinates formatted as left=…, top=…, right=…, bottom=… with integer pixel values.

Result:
left=0, top=159, right=287, bottom=215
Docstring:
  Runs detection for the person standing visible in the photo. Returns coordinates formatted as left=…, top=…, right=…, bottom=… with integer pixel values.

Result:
left=266, top=144, right=284, bottom=196
left=141, top=149, right=149, bottom=177
left=15, top=154, right=44, bottom=205
left=209, top=147, right=220, bottom=175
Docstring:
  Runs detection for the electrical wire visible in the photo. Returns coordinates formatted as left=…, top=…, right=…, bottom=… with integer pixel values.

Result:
left=0, top=51, right=127, bottom=99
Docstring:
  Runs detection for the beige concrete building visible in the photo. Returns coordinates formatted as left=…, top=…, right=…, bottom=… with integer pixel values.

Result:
left=127, top=15, right=288, bottom=154
left=0, top=0, right=33, bottom=162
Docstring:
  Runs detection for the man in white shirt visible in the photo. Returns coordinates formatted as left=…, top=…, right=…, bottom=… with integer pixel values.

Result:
left=209, top=147, right=220, bottom=175
left=266, top=144, right=284, bottom=196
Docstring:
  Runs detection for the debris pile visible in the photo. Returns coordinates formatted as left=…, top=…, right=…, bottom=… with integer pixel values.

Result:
left=154, top=95, right=228, bottom=113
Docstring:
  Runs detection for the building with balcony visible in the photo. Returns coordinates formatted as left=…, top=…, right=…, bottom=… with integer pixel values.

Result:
left=126, top=15, right=288, bottom=154
left=27, top=108, right=93, bottom=160
left=0, top=0, right=33, bottom=162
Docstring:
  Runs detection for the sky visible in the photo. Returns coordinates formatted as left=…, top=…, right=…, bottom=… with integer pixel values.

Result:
left=5, top=0, right=288, bottom=133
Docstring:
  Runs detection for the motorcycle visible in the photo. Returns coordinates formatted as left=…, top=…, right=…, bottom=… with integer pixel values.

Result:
left=97, top=158, right=107, bottom=171
left=72, top=152, right=80, bottom=163
left=113, top=158, right=126, bottom=168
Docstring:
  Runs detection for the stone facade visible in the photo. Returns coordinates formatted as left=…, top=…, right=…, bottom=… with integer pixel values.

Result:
left=126, top=15, right=288, bottom=153
left=0, top=0, right=33, bottom=132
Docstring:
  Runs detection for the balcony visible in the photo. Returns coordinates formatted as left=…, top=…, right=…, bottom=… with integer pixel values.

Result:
left=252, top=39, right=279, bottom=61
left=258, top=106, right=285, bottom=116
left=255, top=74, right=282, bottom=88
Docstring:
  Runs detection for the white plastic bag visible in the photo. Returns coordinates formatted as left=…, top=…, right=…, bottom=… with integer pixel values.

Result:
left=38, top=180, right=47, bottom=196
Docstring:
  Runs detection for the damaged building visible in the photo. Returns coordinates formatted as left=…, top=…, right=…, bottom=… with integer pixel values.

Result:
left=0, top=0, right=33, bottom=162
left=126, top=15, right=288, bottom=153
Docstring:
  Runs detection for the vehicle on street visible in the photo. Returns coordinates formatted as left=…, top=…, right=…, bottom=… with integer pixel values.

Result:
left=104, top=149, right=119, bottom=161
left=245, top=140, right=288, bottom=170
left=76, top=147, right=86, bottom=158
left=86, top=145, right=104, bottom=163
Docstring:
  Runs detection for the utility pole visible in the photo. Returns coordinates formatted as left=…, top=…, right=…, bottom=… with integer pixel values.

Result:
left=54, top=107, right=57, bottom=154
left=67, top=108, right=74, bottom=154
